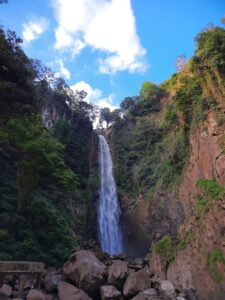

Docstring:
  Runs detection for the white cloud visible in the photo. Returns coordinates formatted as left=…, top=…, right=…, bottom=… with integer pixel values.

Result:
left=55, top=59, right=71, bottom=79
left=70, top=80, right=118, bottom=110
left=52, top=0, right=148, bottom=74
left=70, top=80, right=118, bottom=128
left=70, top=81, right=102, bottom=103
left=22, top=18, right=48, bottom=43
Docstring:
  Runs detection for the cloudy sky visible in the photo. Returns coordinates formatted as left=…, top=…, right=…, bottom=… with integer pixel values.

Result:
left=0, top=0, right=224, bottom=109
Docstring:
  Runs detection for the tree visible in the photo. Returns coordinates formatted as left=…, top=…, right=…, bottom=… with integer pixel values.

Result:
left=139, top=81, right=165, bottom=100
left=100, top=107, right=112, bottom=129
left=120, top=96, right=137, bottom=112
left=110, top=109, right=122, bottom=125
left=0, top=28, right=38, bottom=120
left=175, top=55, right=188, bottom=72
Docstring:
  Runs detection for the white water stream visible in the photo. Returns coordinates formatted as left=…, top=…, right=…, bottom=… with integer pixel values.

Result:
left=98, top=135, right=123, bottom=255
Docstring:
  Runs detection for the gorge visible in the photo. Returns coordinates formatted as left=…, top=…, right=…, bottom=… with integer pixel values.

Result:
left=0, top=22, right=225, bottom=300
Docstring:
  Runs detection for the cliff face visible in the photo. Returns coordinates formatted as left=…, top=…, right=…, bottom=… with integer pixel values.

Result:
left=179, top=113, right=225, bottom=215
left=109, top=110, right=225, bottom=300
left=108, top=26, right=225, bottom=299
left=151, top=112, right=225, bottom=300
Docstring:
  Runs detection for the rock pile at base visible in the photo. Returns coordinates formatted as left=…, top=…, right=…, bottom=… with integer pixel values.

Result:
left=0, top=249, right=196, bottom=300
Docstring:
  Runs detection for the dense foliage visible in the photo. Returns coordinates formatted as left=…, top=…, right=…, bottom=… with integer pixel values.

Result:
left=110, top=26, right=225, bottom=202
left=0, top=28, right=94, bottom=265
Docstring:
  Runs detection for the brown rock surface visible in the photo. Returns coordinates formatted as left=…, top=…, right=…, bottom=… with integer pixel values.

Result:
left=108, top=260, right=128, bottom=290
left=131, top=289, right=160, bottom=300
left=100, top=285, right=121, bottom=300
left=179, top=112, right=225, bottom=216
left=27, top=289, right=46, bottom=300
left=63, top=250, right=107, bottom=297
left=58, top=282, right=91, bottom=300
left=0, top=284, right=12, bottom=297
left=158, top=280, right=176, bottom=300
left=123, top=269, right=152, bottom=298
left=151, top=113, right=225, bottom=300
left=120, top=194, right=150, bottom=257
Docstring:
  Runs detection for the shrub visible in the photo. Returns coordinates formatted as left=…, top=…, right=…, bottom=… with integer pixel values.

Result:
left=206, top=249, right=225, bottom=284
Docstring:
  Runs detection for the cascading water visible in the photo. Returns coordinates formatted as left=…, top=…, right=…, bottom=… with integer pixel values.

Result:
left=98, top=134, right=123, bottom=255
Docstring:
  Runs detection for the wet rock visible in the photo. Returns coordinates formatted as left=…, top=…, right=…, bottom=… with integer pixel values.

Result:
left=131, top=289, right=160, bottom=300
left=134, top=258, right=144, bottom=268
left=108, top=260, right=128, bottom=290
left=100, top=285, right=121, bottom=300
left=0, top=284, right=12, bottom=298
left=63, top=250, right=107, bottom=297
left=158, top=280, right=176, bottom=300
left=58, top=282, right=91, bottom=300
left=27, top=289, right=46, bottom=300
left=44, top=270, right=62, bottom=292
left=112, top=253, right=127, bottom=261
left=123, top=269, right=152, bottom=298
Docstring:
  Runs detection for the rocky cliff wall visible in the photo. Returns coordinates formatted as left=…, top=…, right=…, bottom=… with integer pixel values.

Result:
left=151, top=112, right=225, bottom=300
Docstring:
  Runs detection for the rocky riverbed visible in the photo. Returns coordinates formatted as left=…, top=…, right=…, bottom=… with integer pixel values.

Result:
left=0, top=247, right=198, bottom=300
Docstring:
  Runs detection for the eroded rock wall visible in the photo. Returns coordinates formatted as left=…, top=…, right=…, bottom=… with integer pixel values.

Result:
left=151, top=113, right=225, bottom=300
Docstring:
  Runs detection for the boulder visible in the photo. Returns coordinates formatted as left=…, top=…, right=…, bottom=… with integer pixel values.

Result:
left=58, top=282, right=91, bottom=300
left=44, top=270, right=62, bottom=292
left=100, top=285, right=121, bottom=300
left=131, top=289, right=160, bottom=300
left=123, top=269, right=152, bottom=298
left=158, top=280, right=176, bottom=300
left=63, top=250, right=107, bottom=297
left=0, top=284, right=12, bottom=298
left=27, top=289, right=46, bottom=300
left=108, top=260, right=128, bottom=290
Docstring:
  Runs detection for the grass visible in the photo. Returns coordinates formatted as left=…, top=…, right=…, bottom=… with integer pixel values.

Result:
left=206, top=249, right=225, bottom=284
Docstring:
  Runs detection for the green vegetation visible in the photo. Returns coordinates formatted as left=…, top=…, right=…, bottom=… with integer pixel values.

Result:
left=206, top=249, right=225, bottom=284
left=154, top=236, right=175, bottom=277
left=0, top=27, right=95, bottom=265
left=154, top=236, right=174, bottom=262
left=177, top=239, right=189, bottom=250
left=110, top=26, right=225, bottom=205
left=196, top=179, right=225, bottom=198
left=191, top=27, right=225, bottom=102
left=153, top=235, right=190, bottom=278
left=195, top=179, right=225, bottom=219
left=155, top=236, right=189, bottom=262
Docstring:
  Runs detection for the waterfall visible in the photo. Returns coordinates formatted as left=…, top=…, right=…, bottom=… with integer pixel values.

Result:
left=98, top=135, right=123, bottom=255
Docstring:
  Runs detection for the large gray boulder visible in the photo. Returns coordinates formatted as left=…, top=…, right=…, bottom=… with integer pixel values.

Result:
left=27, top=289, right=46, bottom=300
left=108, top=260, right=128, bottom=290
left=100, top=285, right=121, bottom=300
left=158, top=280, right=176, bottom=300
left=131, top=289, right=160, bottom=300
left=63, top=250, right=107, bottom=297
left=123, top=269, right=152, bottom=298
left=58, top=282, right=91, bottom=300
left=0, top=284, right=12, bottom=298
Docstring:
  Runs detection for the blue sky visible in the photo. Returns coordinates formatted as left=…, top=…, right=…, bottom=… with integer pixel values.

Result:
left=0, top=0, right=224, bottom=109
